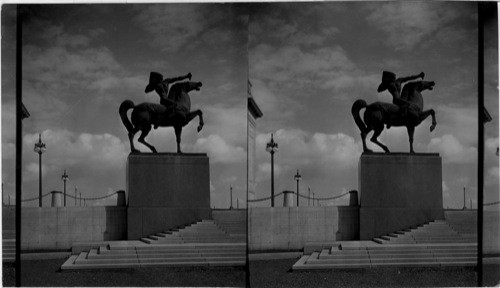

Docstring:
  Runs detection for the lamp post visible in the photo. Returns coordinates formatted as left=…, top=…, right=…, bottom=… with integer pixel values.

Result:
left=62, top=170, right=69, bottom=207
left=294, top=169, right=301, bottom=207
left=266, top=133, right=278, bottom=207
left=33, top=134, right=46, bottom=207
left=463, top=186, right=466, bottom=210
left=313, top=192, right=315, bottom=207
left=230, top=185, right=233, bottom=210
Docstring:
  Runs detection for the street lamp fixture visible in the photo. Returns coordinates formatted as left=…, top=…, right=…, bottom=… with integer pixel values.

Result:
left=33, top=134, right=46, bottom=207
left=62, top=170, right=69, bottom=207
left=294, top=169, right=301, bottom=207
left=266, top=133, right=278, bottom=207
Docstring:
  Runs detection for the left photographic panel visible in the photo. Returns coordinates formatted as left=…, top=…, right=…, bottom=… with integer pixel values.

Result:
left=1, top=4, right=248, bottom=287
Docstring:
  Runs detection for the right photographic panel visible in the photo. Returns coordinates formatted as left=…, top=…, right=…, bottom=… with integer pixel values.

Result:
left=247, top=2, right=498, bottom=287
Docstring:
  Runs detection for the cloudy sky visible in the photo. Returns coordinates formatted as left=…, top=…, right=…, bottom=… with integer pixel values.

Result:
left=1, top=2, right=498, bottom=211
left=248, top=2, right=499, bottom=209
left=1, top=4, right=248, bottom=208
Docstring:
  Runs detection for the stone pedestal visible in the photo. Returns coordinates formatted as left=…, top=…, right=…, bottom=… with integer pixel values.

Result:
left=358, top=153, right=444, bottom=240
left=127, top=153, right=211, bottom=239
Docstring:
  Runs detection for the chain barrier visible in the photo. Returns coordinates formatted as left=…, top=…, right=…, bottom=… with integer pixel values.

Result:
left=20, top=192, right=52, bottom=202
left=20, top=191, right=118, bottom=202
left=248, top=190, right=350, bottom=203
left=65, top=192, right=118, bottom=201
left=293, top=191, right=350, bottom=201
left=484, top=201, right=500, bottom=206
left=248, top=192, right=284, bottom=203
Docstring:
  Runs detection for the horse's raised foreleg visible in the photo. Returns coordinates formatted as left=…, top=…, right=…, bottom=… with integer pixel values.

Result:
left=174, top=125, right=182, bottom=153
left=407, top=126, right=415, bottom=154
left=137, top=126, right=157, bottom=153
left=370, top=125, right=390, bottom=153
left=185, top=110, right=204, bottom=132
left=420, top=109, right=437, bottom=132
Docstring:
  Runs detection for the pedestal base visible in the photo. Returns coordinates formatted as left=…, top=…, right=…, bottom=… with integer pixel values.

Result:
left=126, top=153, right=211, bottom=239
left=358, top=153, right=444, bottom=240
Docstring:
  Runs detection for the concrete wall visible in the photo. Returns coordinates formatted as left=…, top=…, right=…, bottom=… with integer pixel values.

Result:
left=484, top=211, right=499, bottom=255
left=248, top=206, right=358, bottom=251
left=445, top=210, right=500, bottom=255
left=2, top=206, right=127, bottom=250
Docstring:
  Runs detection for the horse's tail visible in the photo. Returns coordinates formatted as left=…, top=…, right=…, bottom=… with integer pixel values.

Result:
left=119, top=100, right=135, bottom=133
left=351, top=99, right=368, bottom=133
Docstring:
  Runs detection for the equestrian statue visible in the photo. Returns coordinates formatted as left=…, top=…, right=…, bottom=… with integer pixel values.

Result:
left=352, top=71, right=437, bottom=153
left=119, top=72, right=204, bottom=153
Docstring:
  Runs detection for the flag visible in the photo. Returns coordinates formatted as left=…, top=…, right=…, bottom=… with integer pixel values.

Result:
left=21, top=103, right=30, bottom=120
left=247, top=80, right=252, bottom=97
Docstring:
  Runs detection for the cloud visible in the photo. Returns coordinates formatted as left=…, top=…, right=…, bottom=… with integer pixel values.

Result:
left=251, top=45, right=356, bottom=91
left=486, top=166, right=499, bottom=186
left=22, top=130, right=128, bottom=172
left=194, top=134, right=245, bottom=164
left=255, top=129, right=362, bottom=181
left=256, top=162, right=284, bottom=182
left=427, top=134, right=477, bottom=163
left=24, top=45, right=122, bottom=89
left=133, top=5, right=229, bottom=52
left=486, top=137, right=499, bottom=154
left=366, top=2, right=463, bottom=50
left=433, top=105, right=477, bottom=146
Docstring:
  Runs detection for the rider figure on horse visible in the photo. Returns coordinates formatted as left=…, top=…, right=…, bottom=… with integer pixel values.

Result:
left=145, top=71, right=192, bottom=129
left=377, top=71, right=425, bottom=128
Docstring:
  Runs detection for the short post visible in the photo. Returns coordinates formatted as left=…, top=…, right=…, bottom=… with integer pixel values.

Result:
left=51, top=191, right=62, bottom=207
left=283, top=190, right=294, bottom=207
left=349, top=190, right=359, bottom=206
left=116, top=190, right=126, bottom=206
left=308, top=187, right=311, bottom=206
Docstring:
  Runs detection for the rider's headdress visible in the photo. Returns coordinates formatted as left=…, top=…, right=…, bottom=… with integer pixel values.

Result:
left=145, top=72, right=164, bottom=93
left=377, top=71, right=396, bottom=93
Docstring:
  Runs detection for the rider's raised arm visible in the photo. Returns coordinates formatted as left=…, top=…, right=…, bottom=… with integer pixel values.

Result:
left=163, top=73, right=192, bottom=84
left=397, top=72, right=425, bottom=84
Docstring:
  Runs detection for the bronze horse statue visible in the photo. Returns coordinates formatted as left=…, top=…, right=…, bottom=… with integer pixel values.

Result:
left=351, top=80, right=437, bottom=153
left=119, top=81, right=203, bottom=153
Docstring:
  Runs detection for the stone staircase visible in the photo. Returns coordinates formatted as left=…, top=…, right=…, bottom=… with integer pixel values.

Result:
left=141, top=219, right=245, bottom=244
left=2, top=229, right=15, bottom=263
left=372, top=220, right=477, bottom=244
left=61, top=218, right=246, bottom=270
left=212, top=210, right=246, bottom=238
left=293, top=219, right=477, bottom=270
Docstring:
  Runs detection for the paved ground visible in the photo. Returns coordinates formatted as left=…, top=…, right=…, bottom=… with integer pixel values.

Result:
left=2, top=259, right=246, bottom=287
left=3, top=257, right=499, bottom=287
left=250, top=258, right=479, bottom=287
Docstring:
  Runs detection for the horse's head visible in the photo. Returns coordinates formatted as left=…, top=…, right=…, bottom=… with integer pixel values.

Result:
left=186, top=81, right=202, bottom=92
left=420, top=80, right=435, bottom=91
